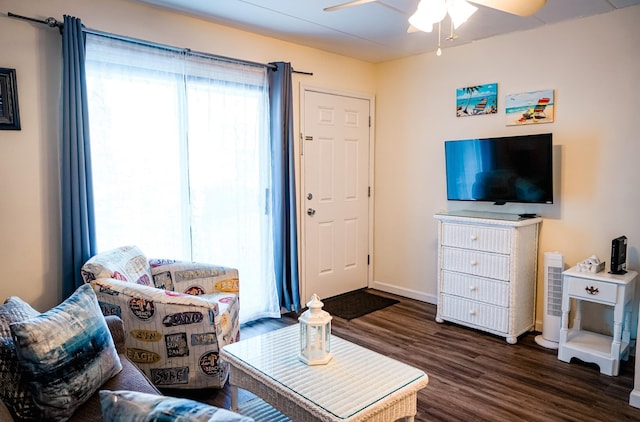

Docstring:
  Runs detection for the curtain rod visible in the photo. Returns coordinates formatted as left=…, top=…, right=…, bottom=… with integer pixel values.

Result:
left=8, top=12, right=63, bottom=30
left=7, top=12, right=313, bottom=76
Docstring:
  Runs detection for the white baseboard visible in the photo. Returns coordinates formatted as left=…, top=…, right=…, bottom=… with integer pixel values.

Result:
left=535, top=320, right=543, bottom=332
left=630, top=389, right=640, bottom=408
left=370, top=280, right=437, bottom=304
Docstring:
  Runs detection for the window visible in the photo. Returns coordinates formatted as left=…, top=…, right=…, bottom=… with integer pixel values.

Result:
left=85, top=34, right=279, bottom=323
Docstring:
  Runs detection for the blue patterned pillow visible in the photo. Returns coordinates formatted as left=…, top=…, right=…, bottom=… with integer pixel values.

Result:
left=99, top=390, right=254, bottom=421
left=10, top=284, right=123, bottom=420
left=0, top=296, right=40, bottom=420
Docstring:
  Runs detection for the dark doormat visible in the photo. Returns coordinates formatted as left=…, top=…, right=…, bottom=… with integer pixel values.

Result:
left=321, top=289, right=399, bottom=320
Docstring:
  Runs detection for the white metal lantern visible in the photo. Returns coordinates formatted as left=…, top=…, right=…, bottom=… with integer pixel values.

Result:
left=299, top=294, right=333, bottom=365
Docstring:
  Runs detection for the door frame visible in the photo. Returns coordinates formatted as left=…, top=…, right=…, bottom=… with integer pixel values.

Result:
left=298, top=84, right=376, bottom=303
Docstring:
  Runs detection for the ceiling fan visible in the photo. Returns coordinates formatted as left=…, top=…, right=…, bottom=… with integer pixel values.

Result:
left=324, top=0, right=547, bottom=17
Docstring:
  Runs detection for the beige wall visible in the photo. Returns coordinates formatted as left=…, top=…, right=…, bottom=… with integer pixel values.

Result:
left=1, top=0, right=639, bottom=334
left=373, top=5, right=640, bottom=332
left=0, top=0, right=375, bottom=311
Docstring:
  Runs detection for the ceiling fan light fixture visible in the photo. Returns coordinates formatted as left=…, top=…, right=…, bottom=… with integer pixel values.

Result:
left=408, top=14, right=433, bottom=32
left=447, top=0, right=478, bottom=29
left=409, top=0, right=447, bottom=33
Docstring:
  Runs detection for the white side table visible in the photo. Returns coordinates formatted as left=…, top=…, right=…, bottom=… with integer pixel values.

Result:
left=631, top=299, right=640, bottom=407
left=558, top=267, right=637, bottom=376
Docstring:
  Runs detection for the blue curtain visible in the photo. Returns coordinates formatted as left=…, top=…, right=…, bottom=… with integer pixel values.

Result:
left=268, top=62, right=301, bottom=312
left=61, top=16, right=96, bottom=298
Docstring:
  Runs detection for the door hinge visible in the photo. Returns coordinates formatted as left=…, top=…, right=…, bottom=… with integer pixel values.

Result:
left=367, top=254, right=370, bottom=265
left=368, top=116, right=371, bottom=127
left=368, top=186, right=371, bottom=197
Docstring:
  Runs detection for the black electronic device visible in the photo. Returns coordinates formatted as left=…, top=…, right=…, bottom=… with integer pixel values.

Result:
left=444, top=133, right=553, bottom=205
left=610, top=235, right=627, bottom=274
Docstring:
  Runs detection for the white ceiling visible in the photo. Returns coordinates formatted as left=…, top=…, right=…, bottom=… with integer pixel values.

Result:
left=133, top=0, right=640, bottom=63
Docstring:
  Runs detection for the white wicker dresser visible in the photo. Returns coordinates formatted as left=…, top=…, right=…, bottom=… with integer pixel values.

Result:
left=434, top=211, right=542, bottom=344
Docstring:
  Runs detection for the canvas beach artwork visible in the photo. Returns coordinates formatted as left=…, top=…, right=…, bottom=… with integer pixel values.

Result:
left=456, top=83, right=497, bottom=117
left=506, top=89, right=555, bottom=126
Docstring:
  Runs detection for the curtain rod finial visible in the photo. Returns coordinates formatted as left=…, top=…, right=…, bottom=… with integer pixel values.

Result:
left=45, top=17, right=62, bottom=28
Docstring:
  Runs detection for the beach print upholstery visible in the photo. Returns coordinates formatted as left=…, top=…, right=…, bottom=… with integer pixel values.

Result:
left=81, top=246, right=241, bottom=389
left=0, top=296, right=40, bottom=420
left=80, top=245, right=153, bottom=286
left=99, top=390, right=253, bottom=422
left=9, top=284, right=122, bottom=421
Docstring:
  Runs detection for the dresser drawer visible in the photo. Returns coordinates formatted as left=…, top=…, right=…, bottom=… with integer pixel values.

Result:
left=440, top=294, right=509, bottom=333
left=565, top=276, right=617, bottom=304
left=441, top=271, right=509, bottom=307
left=442, top=247, right=511, bottom=281
left=441, top=223, right=511, bottom=254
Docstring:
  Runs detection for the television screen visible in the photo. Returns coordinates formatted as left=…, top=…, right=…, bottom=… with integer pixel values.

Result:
left=445, top=133, right=553, bottom=204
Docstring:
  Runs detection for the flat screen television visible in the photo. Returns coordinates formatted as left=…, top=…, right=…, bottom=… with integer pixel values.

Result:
left=444, top=133, right=553, bottom=204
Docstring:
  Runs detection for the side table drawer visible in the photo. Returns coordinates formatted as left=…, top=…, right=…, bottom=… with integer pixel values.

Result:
left=440, top=294, right=508, bottom=333
left=441, top=271, right=509, bottom=307
left=565, top=276, right=617, bottom=304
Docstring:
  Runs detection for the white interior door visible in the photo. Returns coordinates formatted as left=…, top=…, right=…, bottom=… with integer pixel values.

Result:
left=302, top=89, right=371, bottom=302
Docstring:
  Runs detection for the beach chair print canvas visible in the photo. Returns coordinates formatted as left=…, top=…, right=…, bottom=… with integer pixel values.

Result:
left=505, top=89, right=555, bottom=126
left=472, top=98, right=488, bottom=114
left=456, top=83, right=497, bottom=117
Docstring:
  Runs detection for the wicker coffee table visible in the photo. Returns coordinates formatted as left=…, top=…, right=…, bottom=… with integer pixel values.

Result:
left=220, top=324, right=428, bottom=421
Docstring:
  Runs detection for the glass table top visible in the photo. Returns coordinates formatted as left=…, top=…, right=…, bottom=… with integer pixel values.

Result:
left=222, top=324, right=427, bottom=419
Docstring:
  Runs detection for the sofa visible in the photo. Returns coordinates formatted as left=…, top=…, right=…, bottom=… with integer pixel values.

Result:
left=0, top=312, right=161, bottom=421
left=0, top=287, right=252, bottom=421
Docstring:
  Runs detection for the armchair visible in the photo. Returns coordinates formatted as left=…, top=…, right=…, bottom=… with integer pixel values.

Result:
left=81, top=245, right=240, bottom=389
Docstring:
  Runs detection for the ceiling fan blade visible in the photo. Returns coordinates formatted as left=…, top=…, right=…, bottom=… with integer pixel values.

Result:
left=468, top=0, right=546, bottom=16
left=324, top=0, right=378, bottom=12
left=376, top=1, right=408, bottom=15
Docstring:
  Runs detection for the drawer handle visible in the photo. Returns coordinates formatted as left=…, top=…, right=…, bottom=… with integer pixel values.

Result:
left=470, top=234, right=478, bottom=241
left=585, top=286, right=599, bottom=295
left=470, top=260, right=478, bottom=266
left=469, top=309, right=477, bottom=316
left=469, top=285, right=478, bottom=292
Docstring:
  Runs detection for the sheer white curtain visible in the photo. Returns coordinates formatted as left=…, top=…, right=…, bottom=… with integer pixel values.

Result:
left=85, top=34, right=279, bottom=323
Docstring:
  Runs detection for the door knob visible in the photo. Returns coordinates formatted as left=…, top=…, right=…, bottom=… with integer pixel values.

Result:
left=307, top=208, right=316, bottom=216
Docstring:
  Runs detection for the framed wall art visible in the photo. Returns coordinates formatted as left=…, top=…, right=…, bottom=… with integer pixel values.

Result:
left=456, top=83, right=497, bottom=117
left=0, top=68, right=21, bottom=130
left=505, top=89, right=555, bottom=126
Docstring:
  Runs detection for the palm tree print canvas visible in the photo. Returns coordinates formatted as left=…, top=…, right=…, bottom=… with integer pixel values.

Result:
left=456, top=83, right=497, bottom=117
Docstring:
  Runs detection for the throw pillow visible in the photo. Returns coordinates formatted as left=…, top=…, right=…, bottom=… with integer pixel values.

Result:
left=10, top=284, right=123, bottom=421
left=0, top=296, right=39, bottom=420
left=99, top=390, right=254, bottom=422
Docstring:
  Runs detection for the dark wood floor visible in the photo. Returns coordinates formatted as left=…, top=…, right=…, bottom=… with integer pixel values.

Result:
left=164, top=290, right=640, bottom=421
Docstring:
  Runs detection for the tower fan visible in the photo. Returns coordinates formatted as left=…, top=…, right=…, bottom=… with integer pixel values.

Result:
left=535, top=252, right=564, bottom=349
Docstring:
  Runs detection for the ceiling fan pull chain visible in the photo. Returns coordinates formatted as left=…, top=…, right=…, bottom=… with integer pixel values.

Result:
left=436, top=21, right=442, bottom=56
left=448, top=19, right=456, bottom=40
